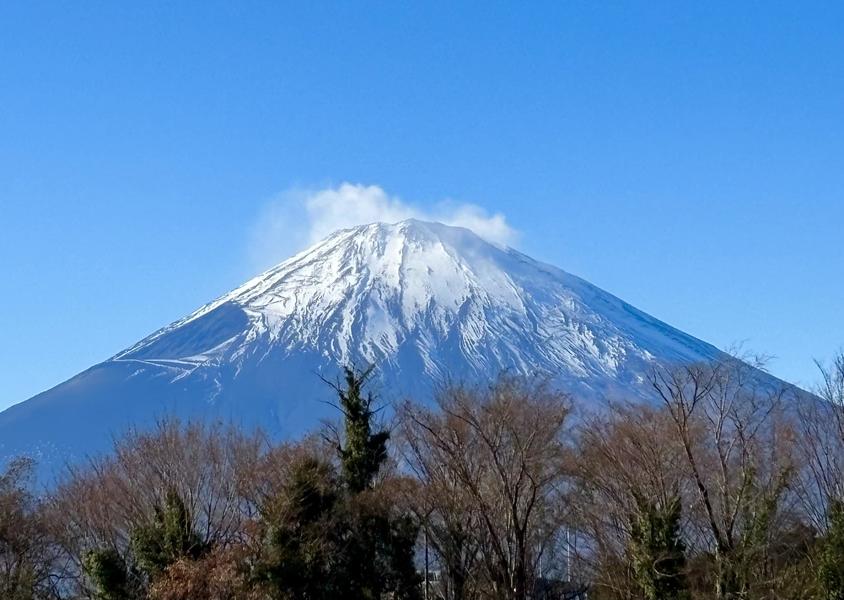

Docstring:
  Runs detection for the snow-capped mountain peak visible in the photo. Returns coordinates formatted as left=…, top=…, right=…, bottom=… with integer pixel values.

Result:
left=1, top=219, right=726, bottom=468
left=114, top=219, right=719, bottom=391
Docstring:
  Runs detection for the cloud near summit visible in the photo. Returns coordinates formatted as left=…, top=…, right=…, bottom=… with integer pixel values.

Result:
left=248, top=183, right=518, bottom=270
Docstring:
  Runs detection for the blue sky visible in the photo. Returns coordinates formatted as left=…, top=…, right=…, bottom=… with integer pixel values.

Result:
left=1, top=2, right=842, bottom=410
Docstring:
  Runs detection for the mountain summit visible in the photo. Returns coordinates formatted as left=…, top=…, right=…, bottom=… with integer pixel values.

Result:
left=2, top=219, right=726, bottom=466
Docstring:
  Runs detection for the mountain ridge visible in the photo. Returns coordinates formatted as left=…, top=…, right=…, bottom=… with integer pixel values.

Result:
left=0, top=219, right=761, bottom=471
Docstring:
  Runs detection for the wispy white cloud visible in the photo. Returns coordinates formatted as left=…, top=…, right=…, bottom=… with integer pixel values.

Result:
left=247, top=182, right=518, bottom=270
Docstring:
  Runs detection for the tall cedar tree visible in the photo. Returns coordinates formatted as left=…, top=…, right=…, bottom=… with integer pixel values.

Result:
left=257, top=366, right=420, bottom=600
left=334, top=366, right=420, bottom=599
left=629, top=493, right=689, bottom=600
left=337, top=366, right=390, bottom=493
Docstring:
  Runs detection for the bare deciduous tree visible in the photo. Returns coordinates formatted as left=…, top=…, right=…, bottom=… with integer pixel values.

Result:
left=649, top=358, right=796, bottom=600
left=400, top=377, right=572, bottom=600
left=572, top=403, right=691, bottom=600
left=398, top=407, right=484, bottom=600
left=0, top=457, right=64, bottom=600
left=795, top=352, right=844, bottom=528
left=49, top=421, right=268, bottom=598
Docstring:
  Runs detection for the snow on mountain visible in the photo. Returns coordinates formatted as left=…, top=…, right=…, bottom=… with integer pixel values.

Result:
left=1, top=219, right=733, bottom=470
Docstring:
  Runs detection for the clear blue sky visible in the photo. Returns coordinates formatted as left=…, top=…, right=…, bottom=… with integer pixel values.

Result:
left=1, top=2, right=842, bottom=410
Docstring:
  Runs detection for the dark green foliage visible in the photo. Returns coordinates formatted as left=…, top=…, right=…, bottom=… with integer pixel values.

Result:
left=628, top=493, right=688, bottom=600
left=82, top=548, right=134, bottom=600
left=383, top=514, right=423, bottom=600
left=254, top=457, right=341, bottom=599
left=335, top=366, right=420, bottom=599
left=819, top=499, right=844, bottom=600
left=732, top=483, right=780, bottom=597
left=257, top=366, right=420, bottom=600
left=130, top=488, right=207, bottom=580
left=336, top=499, right=421, bottom=600
left=763, top=520, right=818, bottom=599
left=336, top=366, right=390, bottom=493
left=706, top=474, right=790, bottom=600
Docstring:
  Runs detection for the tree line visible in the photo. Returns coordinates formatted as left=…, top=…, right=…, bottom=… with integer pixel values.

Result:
left=2, top=353, right=844, bottom=600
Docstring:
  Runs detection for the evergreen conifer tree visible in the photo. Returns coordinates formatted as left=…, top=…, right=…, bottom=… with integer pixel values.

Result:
left=819, top=498, right=844, bottom=600
left=82, top=548, right=136, bottom=600
left=629, top=493, right=689, bottom=600
left=258, top=365, right=421, bottom=599
left=254, top=457, right=341, bottom=600
left=334, top=366, right=420, bottom=599
left=131, top=488, right=206, bottom=579
left=336, top=366, right=390, bottom=494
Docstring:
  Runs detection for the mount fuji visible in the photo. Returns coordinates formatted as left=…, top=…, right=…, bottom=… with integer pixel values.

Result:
left=1, top=219, right=747, bottom=469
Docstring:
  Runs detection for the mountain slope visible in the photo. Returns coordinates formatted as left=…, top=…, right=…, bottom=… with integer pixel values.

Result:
left=1, top=219, right=733, bottom=468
